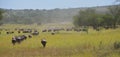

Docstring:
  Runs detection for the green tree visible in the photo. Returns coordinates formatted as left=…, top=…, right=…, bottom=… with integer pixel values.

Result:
left=107, top=5, right=120, bottom=28
left=89, top=14, right=104, bottom=29
left=73, top=8, right=96, bottom=27
left=102, top=14, right=114, bottom=29
left=73, top=8, right=103, bottom=30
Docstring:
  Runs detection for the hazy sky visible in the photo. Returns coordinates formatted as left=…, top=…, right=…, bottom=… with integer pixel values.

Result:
left=0, top=0, right=115, bottom=9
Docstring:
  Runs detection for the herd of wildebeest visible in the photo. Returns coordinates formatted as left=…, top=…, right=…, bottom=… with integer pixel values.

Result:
left=0, top=27, right=88, bottom=47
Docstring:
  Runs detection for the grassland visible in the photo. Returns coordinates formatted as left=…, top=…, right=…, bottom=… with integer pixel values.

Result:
left=0, top=24, right=120, bottom=57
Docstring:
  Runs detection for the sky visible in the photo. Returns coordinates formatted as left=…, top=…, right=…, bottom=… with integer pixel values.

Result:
left=0, top=0, right=115, bottom=9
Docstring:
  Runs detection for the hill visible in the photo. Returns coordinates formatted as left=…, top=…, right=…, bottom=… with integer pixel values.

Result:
left=1, top=6, right=109, bottom=24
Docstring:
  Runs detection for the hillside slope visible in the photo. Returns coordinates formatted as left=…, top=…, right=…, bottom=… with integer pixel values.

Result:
left=1, top=6, right=109, bottom=24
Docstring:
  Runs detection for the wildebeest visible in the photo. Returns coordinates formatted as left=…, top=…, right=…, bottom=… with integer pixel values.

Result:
left=41, top=38, right=47, bottom=48
left=12, top=37, right=16, bottom=45
left=28, top=35, right=32, bottom=38
left=42, top=29, right=47, bottom=32
left=51, top=32, right=55, bottom=35
left=18, top=31, right=21, bottom=33
left=22, top=30, right=32, bottom=33
left=32, top=31, right=39, bottom=35
left=66, top=28, right=72, bottom=31
left=21, top=35, right=27, bottom=40
left=48, top=29, right=52, bottom=32
left=74, top=28, right=81, bottom=32
left=16, top=36, right=21, bottom=44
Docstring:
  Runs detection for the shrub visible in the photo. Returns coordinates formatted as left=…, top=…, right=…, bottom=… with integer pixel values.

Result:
left=114, top=41, right=120, bottom=49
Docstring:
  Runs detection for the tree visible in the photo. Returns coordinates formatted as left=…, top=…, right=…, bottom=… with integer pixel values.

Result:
left=89, top=14, right=104, bottom=30
left=73, top=8, right=104, bottom=30
left=73, top=0, right=120, bottom=30
left=73, top=8, right=96, bottom=27
left=102, top=14, right=114, bottom=29
left=106, top=0, right=120, bottom=28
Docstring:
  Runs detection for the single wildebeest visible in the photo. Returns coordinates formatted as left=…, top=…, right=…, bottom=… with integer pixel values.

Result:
left=42, top=29, right=47, bottom=32
left=12, top=37, right=16, bottom=45
left=21, top=35, right=27, bottom=40
left=41, top=38, right=47, bottom=48
left=51, top=32, right=55, bottom=35
left=22, top=29, right=32, bottom=33
left=28, top=35, right=32, bottom=38
left=16, top=36, right=21, bottom=44
left=66, top=28, right=72, bottom=31
left=18, top=31, right=21, bottom=33
left=32, top=31, right=39, bottom=35
left=48, top=29, right=52, bottom=32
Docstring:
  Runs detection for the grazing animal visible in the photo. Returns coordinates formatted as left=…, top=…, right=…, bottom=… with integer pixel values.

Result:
left=48, top=29, right=52, bottom=32
left=11, top=35, right=28, bottom=45
left=32, top=31, right=39, bottom=35
left=16, top=37, right=21, bottom=44
left=12, top=37, right=16, bottom=45
left=22, top=35, right=27, bottom=40
left=74, top=28, right=81, bottom=32
left=42, top=29, right=47, bottom=32
left=41, top=38, right=47, bottom=48
left=51, top=32, right=55, bottom=35
left=18, top=31, right=21, bottom=33
left=28, top=35, right=32, bottom=38
left=66, top=28, right=72, bottom=31
left=22, top=29, right=32, bottom=33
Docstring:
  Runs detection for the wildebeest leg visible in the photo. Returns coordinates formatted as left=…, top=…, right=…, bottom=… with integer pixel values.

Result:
left=43, top=43, right=46, bottom=47
left=12, top=40, right=16, bottom=45
left=18, top=40, right=21, bottom=44
left=13, top=42, right=15, bottom=45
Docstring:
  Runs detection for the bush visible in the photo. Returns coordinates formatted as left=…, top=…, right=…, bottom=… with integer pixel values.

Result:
left=114, top=41, right=120, bottom=49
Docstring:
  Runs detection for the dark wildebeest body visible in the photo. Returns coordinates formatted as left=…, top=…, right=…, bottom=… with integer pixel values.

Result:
left=18, top=31, right=21, bottom=33
left=48, top=29, right=52, bottom=32
left=21, top=35, right=27, bottom=40
left=16, top=37, right=21, bottom=44
left=22, top=30, right=32, bottom=33
left=28, top=35, right=32, bottom=38
left=32, top=31, right=39, bottom=35
left=41, top=39, right=47, bottom=48
left=66, top=28, right=72, bottom=31
left=74, top=28, right=81, bottom=32
left=51, top=32, right=55, bottom=35
left=42, top=29, right=47, bottom=32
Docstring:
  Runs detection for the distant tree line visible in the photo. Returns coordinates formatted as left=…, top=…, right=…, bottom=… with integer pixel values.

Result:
left=73, top=4, right=120, bottom=30
left=1, top=8, right=74, bottom=24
